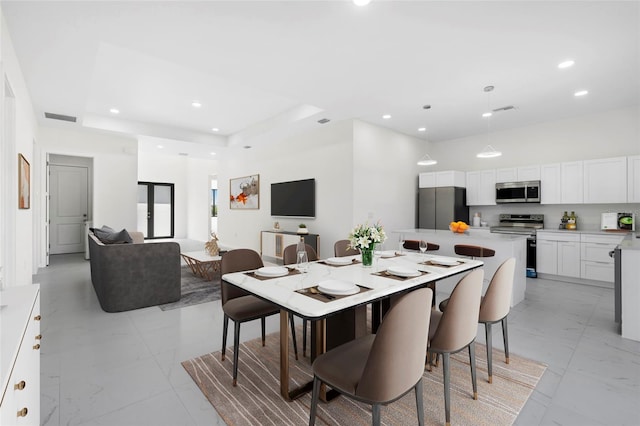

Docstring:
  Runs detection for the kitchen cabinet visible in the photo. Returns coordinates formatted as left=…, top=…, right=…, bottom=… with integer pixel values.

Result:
left=261, top=231, right=319, bottom=262
left=466, top=169, right=496, bottom=206
left=418, top=171, right=465, bottom=188
left=536, top=231, right=580, bottom=278
left=540, top=163, right=562, bottom=204
left=580, top=233, right=624, bottom=283
left=561, top=161, right=583, bottom=204
left=628, top=155, right=640, bottom=203
left=0, top=285, right=41, bottom=426
left=495, top=166, right=540, bottom=183
left=583, top=157, right=627, bottom=203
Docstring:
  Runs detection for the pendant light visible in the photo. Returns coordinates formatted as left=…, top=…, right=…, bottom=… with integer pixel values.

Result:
left=477, top=85, right=502, bottom=159
left=417, top=105, right=437, bottom=166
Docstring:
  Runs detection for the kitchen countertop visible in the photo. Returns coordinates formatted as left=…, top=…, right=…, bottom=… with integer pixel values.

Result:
left=619, top=232, right=640, bottom=250
left=537, top=228, right=633, bottom=236
left=396, top=228, right=528, bottom=241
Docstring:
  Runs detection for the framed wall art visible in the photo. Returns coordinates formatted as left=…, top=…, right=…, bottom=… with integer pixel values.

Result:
left=18, top=153, right=30, bottom=209
left=230, top=174, right=259, bottom=210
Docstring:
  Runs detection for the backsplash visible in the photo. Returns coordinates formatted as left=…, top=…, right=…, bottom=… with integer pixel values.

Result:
left=470, top=203, right=640, bottom=231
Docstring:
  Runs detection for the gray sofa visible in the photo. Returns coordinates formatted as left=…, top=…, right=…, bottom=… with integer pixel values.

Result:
left=88, top=231, right=181, bottom=312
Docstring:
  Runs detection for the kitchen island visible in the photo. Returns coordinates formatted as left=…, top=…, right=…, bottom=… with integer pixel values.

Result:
left=394, top=228, right=527, bottom=306
left=618, top=233, right=640, bottom=342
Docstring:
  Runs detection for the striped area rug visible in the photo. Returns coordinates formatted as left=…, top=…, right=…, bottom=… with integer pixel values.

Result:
left=182, top=330, right=546, bottom=426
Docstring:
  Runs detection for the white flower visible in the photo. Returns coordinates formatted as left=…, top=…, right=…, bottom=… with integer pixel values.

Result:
left=348, top=221, right=387, bottom=251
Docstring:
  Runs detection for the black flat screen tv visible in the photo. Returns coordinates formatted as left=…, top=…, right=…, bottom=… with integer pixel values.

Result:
left=271, top=178, right=316, bottom=218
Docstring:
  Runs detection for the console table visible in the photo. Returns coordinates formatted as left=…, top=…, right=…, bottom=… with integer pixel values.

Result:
left=260, top=231, right=320, bottom=263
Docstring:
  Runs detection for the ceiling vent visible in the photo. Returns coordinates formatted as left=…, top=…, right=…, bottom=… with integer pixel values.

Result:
left=44, top=112, right=77, bottom=122
left=492, top=105, right=516, bottom=113
left=317, top=118, right=330, bottom=124
left=178, top=152, right=189, bottom=156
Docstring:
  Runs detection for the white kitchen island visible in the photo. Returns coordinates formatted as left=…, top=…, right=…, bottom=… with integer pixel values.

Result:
left=618, top=233, right=640, bottom=342
left=393, top=228, right=527, bottom=307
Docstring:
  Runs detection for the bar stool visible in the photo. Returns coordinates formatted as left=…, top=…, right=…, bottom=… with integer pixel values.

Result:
left=454, top=244, right=495, bottom=259
left=404, top=240, right=440, bottom=251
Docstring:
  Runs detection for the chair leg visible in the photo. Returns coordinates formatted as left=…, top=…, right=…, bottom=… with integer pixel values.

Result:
left=485, top=322, right=493, bottom=383
left=469, top=343, right=478, bottom=400
left=442, top=352, right=451, bottom=426
left=309, top=376, right=321, bottom=426
left=303, top=319, right=308, bottom=357
left=261, top=317, right=266, bottom=346
left=221, top=314, right=229, bottom=361
left=502, top=317, right=510, bottom=364
left=372, top=404, right=381, bottom=426
left=289, top=313, right=299, bottom=360
left=232, top=320, right=241, bottom=386
left=415, top=378, right=425, bottom=426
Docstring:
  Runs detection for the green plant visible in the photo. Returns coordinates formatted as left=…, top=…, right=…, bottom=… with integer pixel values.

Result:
left=298, top=223, right=307, bottom=228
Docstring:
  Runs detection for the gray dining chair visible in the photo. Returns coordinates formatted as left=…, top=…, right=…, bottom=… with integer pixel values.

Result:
left=283, top=243, right=318, bottom=357
left=309, top=288, right=433, bottom=426
left=427, top=268, right=483, bottom=426
left=221, top=248, right=298, bottom=386
left=439, top=257, right=516, bottom=383
left=334, top=239, right=359, bottom=257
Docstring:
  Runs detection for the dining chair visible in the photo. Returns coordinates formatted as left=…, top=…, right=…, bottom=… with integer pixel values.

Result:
left=309, top=288, right=433, bottom=426
left=333, top=239, right=359, bottom=257
left=427, top=268, right=483, bottom=426
left=404, top=239, right=440, bottom=251
left=283, top=243, right=319, bottom=357
left=438, top=257, right=516, bottom=383
left=221, top=248, right=298, bottom=386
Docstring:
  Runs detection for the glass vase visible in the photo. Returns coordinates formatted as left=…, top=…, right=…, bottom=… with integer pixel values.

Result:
left=361, top=246, right=374, bottom=267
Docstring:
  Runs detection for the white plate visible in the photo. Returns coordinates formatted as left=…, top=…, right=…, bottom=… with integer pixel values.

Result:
left=430, top=258, right=460, bottom=266
left=387, top=266, right=421, bottom=278
left=325, top=257, right=353, bottom=266
left=380, top=250, right=397, bottom=258
left=255, top=266, right=289, bottom=277
left=317, top=279, right=359, bottom=295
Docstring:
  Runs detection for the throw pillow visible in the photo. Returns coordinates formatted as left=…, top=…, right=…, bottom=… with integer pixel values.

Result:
left=91, top=227, right=133, bottom=244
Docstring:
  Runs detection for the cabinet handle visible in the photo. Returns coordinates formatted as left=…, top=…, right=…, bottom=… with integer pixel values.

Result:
left=34, top=315, right=42, bottom=321
left=17, top=407, right=28, bottom=417
left=14, top=380, right=26, bottom=391
left=33, top=344, right=41, bottom=350
left=36, top=334, right=42, bottom=340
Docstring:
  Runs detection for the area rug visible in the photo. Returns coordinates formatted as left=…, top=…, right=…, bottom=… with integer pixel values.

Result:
left=159, top=266, right=221, bottom=311
left=182, top=329, right=546, bottom=425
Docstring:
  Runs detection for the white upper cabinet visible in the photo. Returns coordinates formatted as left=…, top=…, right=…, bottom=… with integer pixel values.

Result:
left=540, top=163, right=562, bottom=204
left=583, top=157, right=627, bottom=203
left=628, top=155, right=640, bottom=203
left=495, top=166, right=540, bottom=183
left=561, top=161, right=584, bottom=204
left=466, top=169, right=496, bottom=205
left=517, top=165, right=541, bottom=181
left=419, top=171, right=465, bottom=188
left=496, top=168, right=518, bottom=183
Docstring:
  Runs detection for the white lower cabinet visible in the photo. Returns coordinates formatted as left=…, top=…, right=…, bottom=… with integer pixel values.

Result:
left=580, top=234, right=625, bottom=283
left=536, top=231, right=580, bottom=278
left=0, top=285, right=41, bottom=426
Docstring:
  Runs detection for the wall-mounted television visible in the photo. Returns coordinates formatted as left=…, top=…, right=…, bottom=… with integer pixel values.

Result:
left=271, top=178, right=316, bottom=218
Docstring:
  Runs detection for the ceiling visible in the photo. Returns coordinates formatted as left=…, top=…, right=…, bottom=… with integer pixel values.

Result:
left=2, top=1, right=639, bottom=158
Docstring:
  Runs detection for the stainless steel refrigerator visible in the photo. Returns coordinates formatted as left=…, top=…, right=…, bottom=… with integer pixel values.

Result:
left=417, top=187, right=468, bottom=230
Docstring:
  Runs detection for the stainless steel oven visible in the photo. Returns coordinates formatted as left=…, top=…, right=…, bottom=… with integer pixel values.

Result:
left=491, top=213, right=544, bottom=277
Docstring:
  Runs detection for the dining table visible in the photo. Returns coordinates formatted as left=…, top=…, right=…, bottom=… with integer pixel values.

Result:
left=222, top=250, right=483, bottom=401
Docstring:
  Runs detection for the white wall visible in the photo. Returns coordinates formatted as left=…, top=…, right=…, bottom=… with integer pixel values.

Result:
left=186, top=158, right=219, bottom=241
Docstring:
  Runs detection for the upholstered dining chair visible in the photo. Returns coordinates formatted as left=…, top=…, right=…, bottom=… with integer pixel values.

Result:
left=439, top=257, right=516, bottom=384
left=309, top=288, right=433, bottom=426
left=427, top=268, right=483, bottom=426
left=334, top=239, right=359, bottom=257
left=221, top=248, right=298, bottom=386
left=404, top=239, right=440, bottom=251
left=283, top=243, right=319, bottom=357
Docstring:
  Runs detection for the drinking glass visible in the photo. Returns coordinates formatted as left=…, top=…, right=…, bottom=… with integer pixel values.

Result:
left=374, top=245, right=383, bottom=271
left=398, top=236, right=405, bottom=254
left=297, top=250, right=309, bottom=273
left=419, top=240, right=428, bottom=254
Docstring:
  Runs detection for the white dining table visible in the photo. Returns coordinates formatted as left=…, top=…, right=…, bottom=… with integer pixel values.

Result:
left=222, top=251, right=483, bottom=401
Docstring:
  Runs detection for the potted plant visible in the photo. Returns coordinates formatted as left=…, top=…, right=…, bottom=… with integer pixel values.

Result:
left=297, top=223, right=308, bottom=234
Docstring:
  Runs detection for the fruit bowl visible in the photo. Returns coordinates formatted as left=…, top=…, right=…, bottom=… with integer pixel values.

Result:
left=449, top=221, right=469, bottom=234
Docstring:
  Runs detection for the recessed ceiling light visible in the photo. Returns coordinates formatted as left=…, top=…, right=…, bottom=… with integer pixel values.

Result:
left=418, top=127, right=426, bottom=132
left=482, top=112, right=493, bottom=118
left=558, top=60, right=575, bottom=69
left=382, top=114, right=391, bottom=119
left=109, top=108, right=119, bottom=114
left=353, top=0, right=371, bottom=5
left=211, top=127, right=219, bottom=132
left=191, top=101, right=202, bottom=108
left=574, top=90, right=589, bottom=97
left=210, top=152, right=216, bottom=156
left=157, top=145, right=163, bottom=149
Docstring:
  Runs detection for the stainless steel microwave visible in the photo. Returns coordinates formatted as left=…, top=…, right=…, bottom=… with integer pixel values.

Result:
left=495, top=180, right=541, bottom=203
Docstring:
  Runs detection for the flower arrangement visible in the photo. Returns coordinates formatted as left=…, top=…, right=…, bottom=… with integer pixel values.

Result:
left=348, top=221, right=387, bottom=251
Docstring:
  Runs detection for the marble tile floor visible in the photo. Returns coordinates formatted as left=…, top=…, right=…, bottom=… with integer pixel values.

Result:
left=36, top=250, right=640, bottom=426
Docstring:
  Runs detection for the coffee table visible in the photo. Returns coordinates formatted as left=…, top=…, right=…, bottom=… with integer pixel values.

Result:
left=180, top=250, right=222, bottom=281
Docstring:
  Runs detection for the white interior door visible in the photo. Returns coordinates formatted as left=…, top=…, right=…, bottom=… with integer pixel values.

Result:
left=50, top=165, right=88, bottom=254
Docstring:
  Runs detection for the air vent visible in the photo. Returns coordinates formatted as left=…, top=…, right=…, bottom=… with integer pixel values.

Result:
left=492, top=105, right=516, bottom=113
left=44, top=112, right=77, bottom=122
left=178, top=152, right=188, bottom=156
left=317, top=118, right=330, bottom=124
